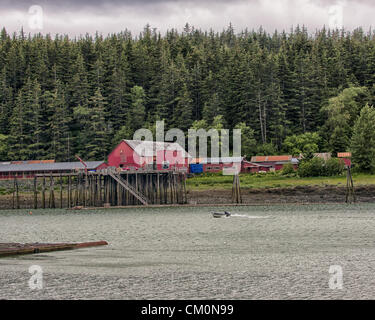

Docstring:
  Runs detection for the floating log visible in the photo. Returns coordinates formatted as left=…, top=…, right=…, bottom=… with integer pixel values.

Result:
left=0, top=241, right=108, bottom=257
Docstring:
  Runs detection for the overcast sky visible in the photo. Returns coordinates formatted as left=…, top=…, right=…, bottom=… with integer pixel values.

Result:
left=0, top=0, right=374, bottom=36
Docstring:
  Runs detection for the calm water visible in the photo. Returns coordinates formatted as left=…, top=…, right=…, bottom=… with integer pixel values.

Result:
left=0, top=204, right=374, bottom=300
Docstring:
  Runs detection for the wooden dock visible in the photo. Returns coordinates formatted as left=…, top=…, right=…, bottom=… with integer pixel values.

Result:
left=4, top=168, right=187, bottom=209
left=0, top=241, right=108, bottom=257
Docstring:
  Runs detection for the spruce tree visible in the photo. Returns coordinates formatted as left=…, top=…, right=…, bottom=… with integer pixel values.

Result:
left=128, top=85, right=146, bottom=134
left=0, top=67, right=13, bottom=135
left=2, top=26, right=375, bottom=161
left=8, top=80, right=34, bottom=159
left=45, top=80, right=71, bottom=161
left=174, top=83, right=194, bottom=131
left=86, top=88, right=109, bottom=160
left=234, top=122, right=257, bottom=159
left=69, top=52, right=89, bottom=110
left=350, top=104, right=375, bottom=172
left=27, top=79, right=44, bottom=159
left=0, top=134, right=7, bottom=159
left=322, top=86, right=370, bottom=154
left=106, top=51, right=131, bottom=131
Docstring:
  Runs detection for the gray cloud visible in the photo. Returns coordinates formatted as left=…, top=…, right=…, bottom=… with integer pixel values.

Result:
left=0, top=0, right=374, bottom=36
left=0, top=0, right=247, bottom=9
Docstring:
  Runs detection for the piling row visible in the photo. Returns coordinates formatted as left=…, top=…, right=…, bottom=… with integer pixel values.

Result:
left=8, top=170, right=187, bottom=209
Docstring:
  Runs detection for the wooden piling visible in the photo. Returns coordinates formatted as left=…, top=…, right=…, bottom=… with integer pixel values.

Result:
left=33, top=177, right=38, bottom=209
left=12, top=178, right=15, bottom=209
left=346, top=166, right=356, bottom=204
left=42, top=175, right=46, bottom=209
left=74, top=175, right=79, bottom=206
left=67, top=175, right=71, bottom=209
left=232, top=174, right=242, bottom=204
left=84, top=172, right=88, bottom=207
left=15, top=178, right=20, bottom=209
left=106, top=175, right=110, bottom=205
left=117, top=179, right=121, bottom=206
left=183, top=174, right=187, bottom=204
left=60, top=174, right=63, bottom=208
left=49, top=174, right=55, bottom=209
left=2, top=170, right=188, bottom=210
left=135, top=173, right=138, bottom=205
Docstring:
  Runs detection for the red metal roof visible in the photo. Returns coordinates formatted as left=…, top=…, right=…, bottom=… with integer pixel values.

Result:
left=250, top=155, right=292, bottom=162
left=242, top=161, right=272, bottom=168
left=337, top=152, right=352, bottom=158
left=252, top=156, right=267, bottom=162
left=123, top=140, right=191, bottom=158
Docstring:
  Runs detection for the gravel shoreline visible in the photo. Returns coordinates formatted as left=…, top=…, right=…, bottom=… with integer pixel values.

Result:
left=1, top=185, right=375, bottom=209
left=187, top=185, right=375, bottom=205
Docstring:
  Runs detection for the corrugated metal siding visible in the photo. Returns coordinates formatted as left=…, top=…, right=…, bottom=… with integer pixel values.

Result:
left=124, top=140, right=191, bottom=158
left=191, top=157, right=243, bottom=164
left=251, top=155, right=292, bottom=162
left=0, top=161, right=105, bottom=173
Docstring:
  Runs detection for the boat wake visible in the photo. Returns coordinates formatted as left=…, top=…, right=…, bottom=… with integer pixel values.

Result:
left=230, top=214, right=269, bottom=219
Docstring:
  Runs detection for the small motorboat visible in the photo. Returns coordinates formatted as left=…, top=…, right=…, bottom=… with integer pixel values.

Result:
left=212, top=211, right=231, bottom=218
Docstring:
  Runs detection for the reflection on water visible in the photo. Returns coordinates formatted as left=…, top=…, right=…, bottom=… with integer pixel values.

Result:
left=0, top=204, right=375, bottom=299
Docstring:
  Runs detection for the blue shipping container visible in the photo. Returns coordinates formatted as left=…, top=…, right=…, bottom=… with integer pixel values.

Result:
left=189, top=164, right=203, bottom=173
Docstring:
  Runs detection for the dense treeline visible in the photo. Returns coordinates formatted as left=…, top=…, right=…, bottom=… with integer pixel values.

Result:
left=1, top=24, right=375, bottom=163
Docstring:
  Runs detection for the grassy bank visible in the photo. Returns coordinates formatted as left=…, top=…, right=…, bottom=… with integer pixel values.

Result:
left=186, top=172, right=375, bottom=191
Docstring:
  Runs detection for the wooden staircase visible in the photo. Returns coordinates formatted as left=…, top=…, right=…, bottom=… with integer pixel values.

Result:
left=108, top=172, right=148, bottom=205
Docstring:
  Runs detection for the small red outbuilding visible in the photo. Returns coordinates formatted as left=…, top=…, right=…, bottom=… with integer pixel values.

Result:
left=337, top=152, right=352, bottom=167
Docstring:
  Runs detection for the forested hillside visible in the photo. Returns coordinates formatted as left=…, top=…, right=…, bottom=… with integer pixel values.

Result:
left=0, top=24, right=375, bottom=162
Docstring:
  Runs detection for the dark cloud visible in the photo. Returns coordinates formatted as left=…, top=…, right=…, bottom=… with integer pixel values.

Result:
left=1, top=0, right=372, bottom=9
left=309, top=0, right=374, bottom=5
left=0, top=0, right=374, bottom=36
left=0, top=0, right=248, bottom=9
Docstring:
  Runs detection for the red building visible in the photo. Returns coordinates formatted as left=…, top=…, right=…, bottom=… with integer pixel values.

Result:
left=190, top=157, right=294, bottom=174
left=250, top=155, right=296, bottom=171
left=107, top=140, right=191, bottom=172
left=192, top=157, right=243, bottom=174
left=191, top=158, right=275, bottom=174
left=241, top=161, right=272, bottom=173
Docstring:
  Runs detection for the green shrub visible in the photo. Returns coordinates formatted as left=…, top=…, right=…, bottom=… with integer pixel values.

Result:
left=298, top=157, right=345, bottom=177
left=298, top=157, right=325, bottom=177
left=0, top=187, right=12, bottom=195
left=282, top=163, right=295, bottom=175
left=325, top=158, right=345, bottom=176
